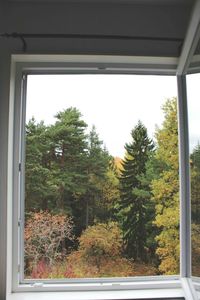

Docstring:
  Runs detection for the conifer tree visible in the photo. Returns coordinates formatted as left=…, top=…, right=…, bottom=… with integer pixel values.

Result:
left=118, top=121, right=154, bottom=261
left=83, top=125, right=111, bottom=227
left=49, top=107, right=88, bottom=213
left=25, top=118, right=56, bottom=211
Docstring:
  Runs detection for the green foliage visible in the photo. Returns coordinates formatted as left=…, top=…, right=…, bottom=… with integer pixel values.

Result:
left=25, top=118, right=56, bottom=211
left=190, top=145, right=200, bottom=276
left=151, top=98, right=179, bottom=275
left=191, top=144, right=200, bottom=224
left=25, top=109, right=115, bottom=237
left=192, top=224, right=200, bottom=276
left=95, top=168, right=120, bottom=222
left=118, top=121, right=154, bottom=261
left=80, top=126, right=112, bottom=228
left=49, top=107, right=88, bottom=212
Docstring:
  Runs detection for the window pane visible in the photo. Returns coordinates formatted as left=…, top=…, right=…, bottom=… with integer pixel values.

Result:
left=23, top=74, right=179, bottom=280
left=187, top=73, right=200, bottom=277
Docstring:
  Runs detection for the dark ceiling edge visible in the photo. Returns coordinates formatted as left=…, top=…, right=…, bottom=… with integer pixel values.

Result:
left=5, top=0, right=195, bottom=5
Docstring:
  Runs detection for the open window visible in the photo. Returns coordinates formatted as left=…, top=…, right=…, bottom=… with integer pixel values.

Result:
left=9, top=56, right=184, bottom=297
left=187, top=37, right=200, bottom=296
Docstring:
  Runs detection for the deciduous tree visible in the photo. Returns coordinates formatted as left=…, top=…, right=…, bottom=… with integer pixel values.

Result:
left=151, top=98, right=179, bottom=274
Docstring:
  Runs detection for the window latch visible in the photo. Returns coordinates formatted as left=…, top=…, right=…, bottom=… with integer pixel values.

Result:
left=32, top=282, right=44, bottom=288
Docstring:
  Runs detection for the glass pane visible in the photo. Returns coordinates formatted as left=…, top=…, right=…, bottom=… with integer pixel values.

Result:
left=187, top=73, right=200, bottom=277
left=23, top=74, right=179, bottom=280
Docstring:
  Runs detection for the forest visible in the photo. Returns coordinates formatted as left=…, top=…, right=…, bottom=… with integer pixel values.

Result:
left=24, top=97, right=200, bottom=279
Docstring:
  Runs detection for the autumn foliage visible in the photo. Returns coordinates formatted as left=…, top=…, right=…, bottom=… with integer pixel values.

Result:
left=66, top=222, right=157, bottom=277
left=24, top=98, right=189, bottom=279
left=24, top=211, right=74, bottom=276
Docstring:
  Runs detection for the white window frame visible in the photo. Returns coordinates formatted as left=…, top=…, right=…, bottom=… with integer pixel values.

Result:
left=3, top=53, right=192, bottom=300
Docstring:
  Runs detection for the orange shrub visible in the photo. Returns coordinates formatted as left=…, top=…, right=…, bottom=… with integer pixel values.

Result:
left=66, top=222, right=134, bottom=277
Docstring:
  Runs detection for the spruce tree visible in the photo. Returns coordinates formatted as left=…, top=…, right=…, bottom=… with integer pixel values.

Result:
left=118, top=121, right=154, bottom=261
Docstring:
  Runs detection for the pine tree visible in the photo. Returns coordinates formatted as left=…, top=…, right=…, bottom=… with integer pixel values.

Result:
left=25, top=118, right=56, bottom=212
left=49, top=107, right=88, bottom=213
left=118, top=121, right=154, bottom=261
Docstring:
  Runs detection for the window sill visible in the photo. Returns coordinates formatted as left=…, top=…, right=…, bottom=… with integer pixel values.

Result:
left=7, top=288, right=185, bottom=300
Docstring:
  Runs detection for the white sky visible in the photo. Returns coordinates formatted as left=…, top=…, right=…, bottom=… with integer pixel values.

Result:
left=25, top=74, right=198, bottom=158
left=187, top=73, right=200, bottom=153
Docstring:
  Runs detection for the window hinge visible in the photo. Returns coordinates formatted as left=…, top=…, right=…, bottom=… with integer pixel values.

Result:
left=18, top=264, right=20, bottom=273
left=19, top=163, right=21, bottom=172
left=22, top=74, right=26, bottom=81
left=18, top=219, right=21, bottom=226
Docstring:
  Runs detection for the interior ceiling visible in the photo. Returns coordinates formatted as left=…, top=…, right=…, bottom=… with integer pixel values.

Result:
left=6, top=0, right=194, bottom=3
left=0, top=0, right=196, bottom=57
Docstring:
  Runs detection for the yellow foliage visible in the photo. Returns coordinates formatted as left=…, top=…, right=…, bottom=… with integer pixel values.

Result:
left=152, top=98, right=179, bottom=275
left=66, top=223, right=158, bottom=278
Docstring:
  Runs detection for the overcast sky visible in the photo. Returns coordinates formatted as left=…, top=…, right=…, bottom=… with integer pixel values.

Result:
left=187, top=73, right=200, bottom=153
left=26, top=74, right=199, bottom=158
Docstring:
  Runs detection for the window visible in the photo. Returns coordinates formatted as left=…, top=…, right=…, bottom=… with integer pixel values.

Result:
left=9, top=56, right=182, bottom=296
left=187, top=73, right=200, bottom=278
left=22, top=73, right=178, bottom=281
left=7, top=53, right=199, bottom=300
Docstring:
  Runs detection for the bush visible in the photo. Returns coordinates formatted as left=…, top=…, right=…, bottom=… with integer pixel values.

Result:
left=24, top=210, right=74, bottom=276
left=66, top=222, right=135, bottom=277
left=79, top=222, right=122, bottom=264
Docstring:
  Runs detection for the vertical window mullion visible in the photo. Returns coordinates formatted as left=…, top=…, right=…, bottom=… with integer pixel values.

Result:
left=12, top=70, right=27, bottom=289
left=177, top=74, right=191, bottom=278
left=19, top=73, right=28, bottom=283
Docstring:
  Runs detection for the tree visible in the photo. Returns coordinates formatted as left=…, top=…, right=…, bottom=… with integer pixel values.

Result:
left=25, top=118, right=56, bottom=212
left=191, top=144, right=200, bottom=224
left=25, top=110, right=117, bottom=237
left=118, top=121, right=154, bottom=261
left=151, top=98, right=179, bottom=275
left=66, top=222, right=134, bottom=277
left=95, top=166, right=120, bottom=223
left=49, top=107, right=88, bottom=214
left=190, top=144, right=200, bottom=276
left=24, top=211, right=74, bottom=276
left=82, top=126, right=112, bottom=227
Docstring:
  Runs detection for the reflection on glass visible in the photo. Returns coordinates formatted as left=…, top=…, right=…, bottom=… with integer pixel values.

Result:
left=187, top=73, right=200, bottom=276
left=24, top=74, right=179, bottom=279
